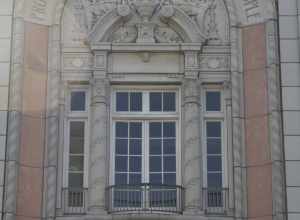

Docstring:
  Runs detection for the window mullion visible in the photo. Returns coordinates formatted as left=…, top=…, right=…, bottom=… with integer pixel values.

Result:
left=144, top=121, right=149, bottom=183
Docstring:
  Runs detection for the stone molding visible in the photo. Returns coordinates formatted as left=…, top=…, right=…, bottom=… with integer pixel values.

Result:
left=4, top=0, right=282, bottom=220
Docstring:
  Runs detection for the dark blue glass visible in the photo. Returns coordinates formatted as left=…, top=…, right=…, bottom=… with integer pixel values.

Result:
left=150, top=156, right=162, bottom=172
left=116, top=122, right=128, bottom=138
left=115, top=156, right=128, bottom=172
left=164, top=173, right=176, bottom=185
left=164, top=156, right=176, bottom=172
left=163, top=92, right=176, bottom=111
left=129, top=156, right=141, bottom=172
left=130, top=122, right=142, bottom=138
left=150, top=139, right=162, bottom=155
left=206, top=122, right=221, bottom=138
left=207, top=138, right=221, bottom=154
left=129, top=174, right=141, bottom=185
left=116, top=139, right=128, bottom=155
left=150, top=174, right=162, bottom=184
left=71, top=91, right=86, bottom=111
left=115, top=173, right=127, bottom=185
left=206, top=91, right=221, bottom=111
left=116, top=92, right=128, bottom=111
left=130, top=92, right=142, bottom=111
left=207, top=173, right=222, bottom=188
left=163, top=139, right=176, bottom=154
left=150, top=92, right=162, bottom=111
left=129, top=139, right=142, bottom=155
left=150, top=122, right=162, bottom=137
left=163, top=122, right=176, bottom=137
left=207, top=156, right=222, bottom=172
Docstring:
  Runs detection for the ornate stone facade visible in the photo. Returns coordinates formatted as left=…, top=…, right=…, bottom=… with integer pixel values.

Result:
left=0, top=0, right=290, bottom=220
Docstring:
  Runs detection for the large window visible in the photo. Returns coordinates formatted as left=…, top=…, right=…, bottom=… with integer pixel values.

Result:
left=109, top=88, right=182, bottom=212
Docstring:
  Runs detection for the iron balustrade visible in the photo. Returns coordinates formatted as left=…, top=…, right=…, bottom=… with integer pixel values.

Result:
left=62, top=188, right=87, bottom=215
left=202, top=188, right=229, bottom=214
left=106, top=184, right=184, bottom=214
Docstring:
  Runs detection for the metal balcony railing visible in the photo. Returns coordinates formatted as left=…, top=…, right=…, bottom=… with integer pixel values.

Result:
left=62, top=188, right=87, bottom=215
left=106, top=184, right=184, bottom=214
left=202, top=188, right=229, bottom=214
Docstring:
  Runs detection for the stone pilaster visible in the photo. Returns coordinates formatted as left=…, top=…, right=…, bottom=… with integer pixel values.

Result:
left=182, top=51, right=202, bottom=212
left=88, top=77, right=109, bottom=214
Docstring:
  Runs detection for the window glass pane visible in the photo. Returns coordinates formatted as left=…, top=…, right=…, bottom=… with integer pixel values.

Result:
left=150, top=93, right=162, bottom=111
left=70, top=137, right=84, bottom=154
left=150, top=122, right=162, bottom=137
left=206, top=91, right=221, bottom=111
left=150, top=156, right=162, bottom=172
left=164, top=156, right=176, bottom=172
left=130, top=122, right=142, bottom=138
left=207, top=173, right=222, bottom=188
left=207, top=138, right=221, bottom=154
left=116, top=122, right=128, bottom=138
left=207, top=156, right=222, bottom=172
left=163, top=122, right=176, bottom=137
left=130, top=92, right=142, bottom=111
left=150, top=139, right=162, bottom=155
left=71, top=91, right=86, bottom=111
left=164, top=173, right=176, bottom=185
left=163, top=92, right=176, bottom=111
left=129, top=156, right=142, bottom=172
left=116, top=139, right=128, bottom=155
left=207, top=121, right=221, bottom=138
left=69, top=156, right=84, bottom=172
left=150, top=174, right=162, bottom=184
left=70, top=121, right=84, bottom=137
left=115, top=156, right=128, bottom=172
left=163, top=139, right=176, bottom=154
left=69, top=173, right=83, bottom=188
left=129, top=139, right=142, bottom=155
left=129, top=174, right=141, bottom=185
left=116, top=92, right=128, bottom=111
left=115, top=173, right=127, bottom=185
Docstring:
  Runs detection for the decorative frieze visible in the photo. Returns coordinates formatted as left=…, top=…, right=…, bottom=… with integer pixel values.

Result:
left=63, top=53, right=93, bottom=71
left=199, top=55, right=230, bottom=71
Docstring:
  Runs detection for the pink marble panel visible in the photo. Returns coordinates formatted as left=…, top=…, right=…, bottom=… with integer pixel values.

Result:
left=243, top=24, right=273, bottom=219
left=16, top=22, right=48, bottom=220
left=16, top=167, right=43, bottom=219
left=242, top=24, right=267, bottom=71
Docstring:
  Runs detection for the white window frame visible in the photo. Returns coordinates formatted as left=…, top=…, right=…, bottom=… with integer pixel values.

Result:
left=202, top=86, right=228, bottom=189
left=110, top=85, right=181, bottom=187
left=63, top=86, right=90, bottom=189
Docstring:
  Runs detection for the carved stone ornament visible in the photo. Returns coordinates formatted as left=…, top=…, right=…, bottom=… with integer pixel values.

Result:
left=66, top=0, right=227, bottom=44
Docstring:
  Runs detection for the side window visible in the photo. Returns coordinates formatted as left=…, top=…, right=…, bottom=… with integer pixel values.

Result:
left=63, top=87, right=89, bottom=211
left=203, top=87, right=227, bottom=210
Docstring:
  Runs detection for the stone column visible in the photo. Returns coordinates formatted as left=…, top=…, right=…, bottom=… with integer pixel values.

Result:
left=88, top=77, right=109, bottom=214
left=182, top=51, right=202, bottom=212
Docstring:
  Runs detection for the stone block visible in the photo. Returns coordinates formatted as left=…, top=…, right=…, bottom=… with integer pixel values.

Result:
left=286, top=161, right=300, bottom=186
left=285, top=136, right=300, bottom=160
left=283, top=111, right=300, bottom=135
left=0, top=15, right=12, bottom=38
left=282, top=87, right=300, bottom=110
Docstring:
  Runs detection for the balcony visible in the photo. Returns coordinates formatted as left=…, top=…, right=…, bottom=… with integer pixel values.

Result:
left=106, top=184, right=184, bottom=214
left=202, top=188, right=229, bottom=214
left=62, top=188, right=87, bottom=215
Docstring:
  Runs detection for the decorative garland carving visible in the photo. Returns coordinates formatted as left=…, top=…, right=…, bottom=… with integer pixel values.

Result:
left=66, top=0, right=228, bottom=44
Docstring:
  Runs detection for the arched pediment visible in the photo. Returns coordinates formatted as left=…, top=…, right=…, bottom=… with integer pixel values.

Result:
left=87, top=4, right=209, bottom=44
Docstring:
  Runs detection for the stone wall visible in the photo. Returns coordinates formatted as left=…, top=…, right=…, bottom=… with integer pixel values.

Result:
left=0, top=0, right=14, bottom=219
left=278, top=0, right=300, bottom=220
